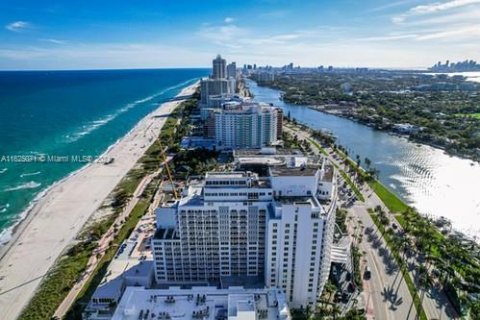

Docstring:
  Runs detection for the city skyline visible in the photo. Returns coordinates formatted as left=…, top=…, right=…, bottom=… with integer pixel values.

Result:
left=1, top=0, right=480, bottom=70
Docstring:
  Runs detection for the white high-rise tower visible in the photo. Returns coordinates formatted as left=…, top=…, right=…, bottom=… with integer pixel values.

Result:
left=212, top=54, right=226, bottom=79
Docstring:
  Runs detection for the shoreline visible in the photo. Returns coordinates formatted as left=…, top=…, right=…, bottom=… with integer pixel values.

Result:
left=306, top=105, right=480, bottom=163
left=289, top=118, right=480, bottom=242
left=0, top=81, right=199, bottom=320
left=0, top=77, right=199, bottom=245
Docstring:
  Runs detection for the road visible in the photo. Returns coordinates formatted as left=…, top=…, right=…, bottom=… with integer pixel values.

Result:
left=351, top=201, right=418, bottom=320
left=285, top=123, right=456, bottom=319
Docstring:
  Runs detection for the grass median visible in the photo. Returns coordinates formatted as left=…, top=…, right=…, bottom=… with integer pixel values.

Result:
left=339, top=170, right=365, bottom=202
left=368, top=180, right=408, bottom=213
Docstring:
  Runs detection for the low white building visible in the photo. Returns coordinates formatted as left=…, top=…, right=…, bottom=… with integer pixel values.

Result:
left=112, top=286, right=291, bottom=320
left=84, top=241, right=154, bottom=320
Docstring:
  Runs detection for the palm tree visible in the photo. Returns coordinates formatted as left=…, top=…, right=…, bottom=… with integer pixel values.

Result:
left=364, top=157, right=372, bottom=170
left=418, top=264, right=433, bottom=307
left=324, top=281, right=337, bottom=303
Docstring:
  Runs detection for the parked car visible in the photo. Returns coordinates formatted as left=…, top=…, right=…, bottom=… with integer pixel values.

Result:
left=364, top=266, right=371, bottom=279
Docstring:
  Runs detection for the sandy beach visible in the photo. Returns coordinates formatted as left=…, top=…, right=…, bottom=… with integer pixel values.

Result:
left=0, top=82, right=198, bottom=320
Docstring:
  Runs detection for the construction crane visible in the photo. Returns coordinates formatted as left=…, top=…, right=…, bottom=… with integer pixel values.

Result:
left=149, top=128, right=180, bottom=200
left=162, top=151, right=179, bottom=200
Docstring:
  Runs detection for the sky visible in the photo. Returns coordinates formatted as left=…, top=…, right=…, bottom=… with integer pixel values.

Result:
left=1, top=0, right=480, bottom=70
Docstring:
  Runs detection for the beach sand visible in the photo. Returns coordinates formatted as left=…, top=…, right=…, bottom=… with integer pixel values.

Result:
left=0, top=82, right=198, bottom=320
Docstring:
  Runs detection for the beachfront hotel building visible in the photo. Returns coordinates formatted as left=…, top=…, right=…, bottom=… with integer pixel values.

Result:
left=200, top=78, right=236, bottom=106
left=200, top=55, right=238, bottom=108
left=152, top=153, right=337, bottom=308
left=213, top=102, right=279, bottom=150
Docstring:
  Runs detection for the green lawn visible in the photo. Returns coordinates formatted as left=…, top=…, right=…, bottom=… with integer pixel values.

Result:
left=454, top=113, right=480, bottom=119
left=368, top=180, right=408, bottom=213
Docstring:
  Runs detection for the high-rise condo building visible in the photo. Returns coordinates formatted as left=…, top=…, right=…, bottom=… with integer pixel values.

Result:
left=214, top=103, right=278, bottom=150
left=200, top=78, right=235, bottom=106
left=201, top=55, right=236, bottom=107
left=152, top=153, right=336, bottom=308
left=227, top=62, right=237, bottom=79
left=212, top=54, right=227, bottom=79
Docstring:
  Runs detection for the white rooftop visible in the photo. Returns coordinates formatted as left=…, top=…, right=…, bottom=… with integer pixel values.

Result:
left=112, top=286, right=291, bottom=320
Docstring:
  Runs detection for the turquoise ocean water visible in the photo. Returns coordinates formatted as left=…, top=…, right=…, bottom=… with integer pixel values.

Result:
left=0, top=68, right=208, bottom=241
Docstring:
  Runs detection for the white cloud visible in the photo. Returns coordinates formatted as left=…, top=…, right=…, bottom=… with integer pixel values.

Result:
left=367, top=0, right=423, bottom=13
left=393, top=0, right=480, bottom=23
left=197, top=24, right=247, bottom=45
left=356, top=34, right=418, bottom=42
left=5, top=21, right=31, bottom=32
left=415, top=25, right=480, bottom=40
left=40, top=38, right=67, bottom=45
left=400, top=9, right=480, bottom=26
left=224, top=17, right=235, bottom=23
left=410, top=0, right=480, bottom=14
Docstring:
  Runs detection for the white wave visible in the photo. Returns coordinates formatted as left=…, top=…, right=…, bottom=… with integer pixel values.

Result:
left=66, top=92, right=162, bottom=143
left=0, top=80, right=199, bottom=245
left=0, top=203, right=9, bottom=213
left=3, top=181, right=42, bottom=192
left=20, top=171, right=42, bottom=178
left=0, top=168, right=7, bottom=174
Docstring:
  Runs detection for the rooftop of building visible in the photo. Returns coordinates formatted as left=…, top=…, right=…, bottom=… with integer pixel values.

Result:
left=212, top=101, right=277, bottom=114
left=270, top=165, right=319, bottom=177
left=321, top=164, right=335, bottom=182
left=91, top=240, right=154, bottom=301
left=111, top=286, right=291, bottom=320
left=274, top=196, right=320, bottom=207
left=233, top=148, right=303, bottom=157
left=206, top=171, right=249, bottom=179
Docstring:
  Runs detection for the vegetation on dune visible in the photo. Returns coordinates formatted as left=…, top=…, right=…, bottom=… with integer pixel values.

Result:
left=66, top=198, right=152, bottom=320
left=18, top=242, right=95, bottom=320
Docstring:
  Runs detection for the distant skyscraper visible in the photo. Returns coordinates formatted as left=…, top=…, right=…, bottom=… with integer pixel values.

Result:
left=227, top=62, right=237, bottom=78
left=212, top=54, right=226, bottom=79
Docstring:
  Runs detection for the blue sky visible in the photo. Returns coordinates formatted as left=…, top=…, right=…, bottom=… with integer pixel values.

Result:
left=1, top=0, right=480, bottom=70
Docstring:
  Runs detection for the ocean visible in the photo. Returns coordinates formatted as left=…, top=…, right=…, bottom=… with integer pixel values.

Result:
left=0, top=68, right=209, bottom=240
